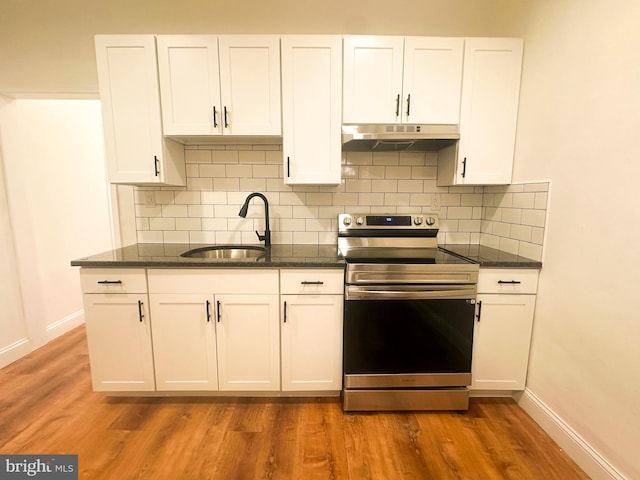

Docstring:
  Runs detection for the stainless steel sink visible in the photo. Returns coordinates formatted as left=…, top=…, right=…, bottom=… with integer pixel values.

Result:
left=180, top=245, right=267, bottom=259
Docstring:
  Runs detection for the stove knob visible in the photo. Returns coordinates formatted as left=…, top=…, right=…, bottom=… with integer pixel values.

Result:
left=356, top=216, right=365, bottom=226
left=426, top=216, right=436, bottom=226
left=413, top=216, right=423, bottom=226
left=342, top=216, right=352, bottom=226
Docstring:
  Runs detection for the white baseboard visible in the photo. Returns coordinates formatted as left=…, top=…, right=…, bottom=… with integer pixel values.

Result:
left=45, top=309, right=84, bottom=342
left=518, top=388, right=626, bottom=480
left=0, top=337, right=33, bottom=369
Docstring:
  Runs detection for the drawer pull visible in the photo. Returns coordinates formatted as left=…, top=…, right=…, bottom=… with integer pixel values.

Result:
left=497, top=280, right=522, bottom=285
left=301, top=281, right=324, bottom=285
left=97, top=280, right=123, bottom=285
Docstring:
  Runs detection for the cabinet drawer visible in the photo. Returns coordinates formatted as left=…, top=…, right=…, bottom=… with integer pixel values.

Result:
left=80, top=268, right=147, bottom=294
left=280, top=269, right=344, bottom=295
left=477, top=269, right=539, bottom=294
left=147, top=269, right=279, bottom=294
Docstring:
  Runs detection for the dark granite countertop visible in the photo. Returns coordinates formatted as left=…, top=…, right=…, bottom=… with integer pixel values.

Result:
left=71, top=243, right=344, bottom=269
left=439, top=244, right=542, bottom=269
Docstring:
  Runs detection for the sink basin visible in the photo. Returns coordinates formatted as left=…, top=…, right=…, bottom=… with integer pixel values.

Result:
left=180, top=245, right=267, bottom=259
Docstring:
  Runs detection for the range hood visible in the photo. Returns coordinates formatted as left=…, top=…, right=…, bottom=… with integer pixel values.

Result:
left=342, top=124, right=459, bottom=152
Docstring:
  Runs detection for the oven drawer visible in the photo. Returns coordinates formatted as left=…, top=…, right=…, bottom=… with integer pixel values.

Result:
left=280, top=269, right=344, bottom=295
left=477, top=269, right=539, bottom=294
left=343, top=388, right=469, bottom=411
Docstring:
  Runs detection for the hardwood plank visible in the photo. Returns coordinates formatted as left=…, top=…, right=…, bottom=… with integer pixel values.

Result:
left=0, top=326, right=590, bottom=479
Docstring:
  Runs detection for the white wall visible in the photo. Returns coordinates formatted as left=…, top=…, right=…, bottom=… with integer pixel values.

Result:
left=0, top=98, right=114, bottom=366
left=514, top=1, right=640, bottom=478
left=0, top=97, right=30, bottom=366
left=1, top=1, right=639, bottom=477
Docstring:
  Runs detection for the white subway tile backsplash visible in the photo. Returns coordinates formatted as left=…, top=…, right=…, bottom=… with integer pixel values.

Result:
left=176, top=218, right=201, bottom=231
left=132, top=145, right=548, bottom=261
left=386, top=166, right=411, bottom=179
left=164, top=231, right=189, bottom=243
left=512, top=192, right=536, bottom=209
left=185, top=149, right=212, bottom=163
left=213, top=177, right=239, bottom=191
left=162, top=205, right=188, bottom=218
left=187, top=178, right=214, bottom=191
left=522, top=209, right=546, bottom=227
left=188, top=205, right=214, bottom=218
left=212, top=150, right=239, bottom=163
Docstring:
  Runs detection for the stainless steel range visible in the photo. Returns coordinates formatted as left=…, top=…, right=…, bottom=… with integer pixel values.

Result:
left=338, top=213, right=479, bottom=411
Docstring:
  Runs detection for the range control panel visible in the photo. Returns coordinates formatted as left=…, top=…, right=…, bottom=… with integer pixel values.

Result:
left=338, top=213, right=439, bottom=230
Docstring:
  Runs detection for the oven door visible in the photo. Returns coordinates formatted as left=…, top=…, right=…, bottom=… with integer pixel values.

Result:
left=343, top=284, right=476, bottom=390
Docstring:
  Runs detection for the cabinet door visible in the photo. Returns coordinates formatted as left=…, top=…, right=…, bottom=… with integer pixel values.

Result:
left=83, top=293, right=155, bottom=391
left=215, top=294, right=280, bottom=391
left=402, top=37, right=463, bottom=124
left=281, top=35, right=342, bottom=185
left=157, top=35, right=222, bottom=136
left=281, top=295, right=343, bottom=391
left=456, top=38, right=523, bottom=185
left=150, top=293, right=218, bottom=391
left=471, top=293, right=535, bottom=391
left=343, top=36, right=404, bottom=124
left=218, top=36, right=281, bottom=136
left=95, top=35, right=185, bottom=186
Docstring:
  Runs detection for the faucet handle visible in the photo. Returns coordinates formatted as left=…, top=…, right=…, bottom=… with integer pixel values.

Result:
left=255, top=231, right=266, bottom=242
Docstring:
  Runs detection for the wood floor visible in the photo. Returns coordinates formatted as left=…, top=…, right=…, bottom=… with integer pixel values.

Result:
left=0, top=326, right=589, bottom=480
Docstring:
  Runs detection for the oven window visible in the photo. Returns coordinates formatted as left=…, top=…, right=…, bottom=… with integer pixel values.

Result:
left=343, top=299, right=475, bottom=375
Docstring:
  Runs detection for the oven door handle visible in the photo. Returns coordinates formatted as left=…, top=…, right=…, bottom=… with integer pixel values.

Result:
left=345, top=285, right=477, bottom=300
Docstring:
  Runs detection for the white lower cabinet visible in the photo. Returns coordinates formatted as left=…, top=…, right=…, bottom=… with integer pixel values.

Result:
left=81, top=268, right=155, bottom=392
left=281, top=294, right=343, bottom=391
left=280, top=269, right=344, bottom=391
left=149, top=293, right=218, bottom=391
left=147, top=269, right=280, bottom=392
left=471, top=269, right=539, bottom=391
left=82, top=267, right=343, bottom=395
left=215, top=294, right=280, bottom=391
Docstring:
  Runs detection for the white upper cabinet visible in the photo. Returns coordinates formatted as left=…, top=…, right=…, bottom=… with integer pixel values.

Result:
left=94, top=35, right=185, bottom=186
left=281, top=35, right=342, bottom=185
left=156, top=36, right=222, bottom=136
left=402, top=37, right=464, bottom=124
left=343, top=36, right=463, bottom=125
left=438, top=38, right=524, bottom=186
left=157, top=35, right=281, bottom=137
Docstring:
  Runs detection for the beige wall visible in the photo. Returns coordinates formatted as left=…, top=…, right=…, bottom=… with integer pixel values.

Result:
left=0, top=98, right=114, bottom=366
left=0, top=0, right=533, bottom=94
left=2, top=0, right=639, bottom=478
left=514, top=1, right=640, bottom=478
